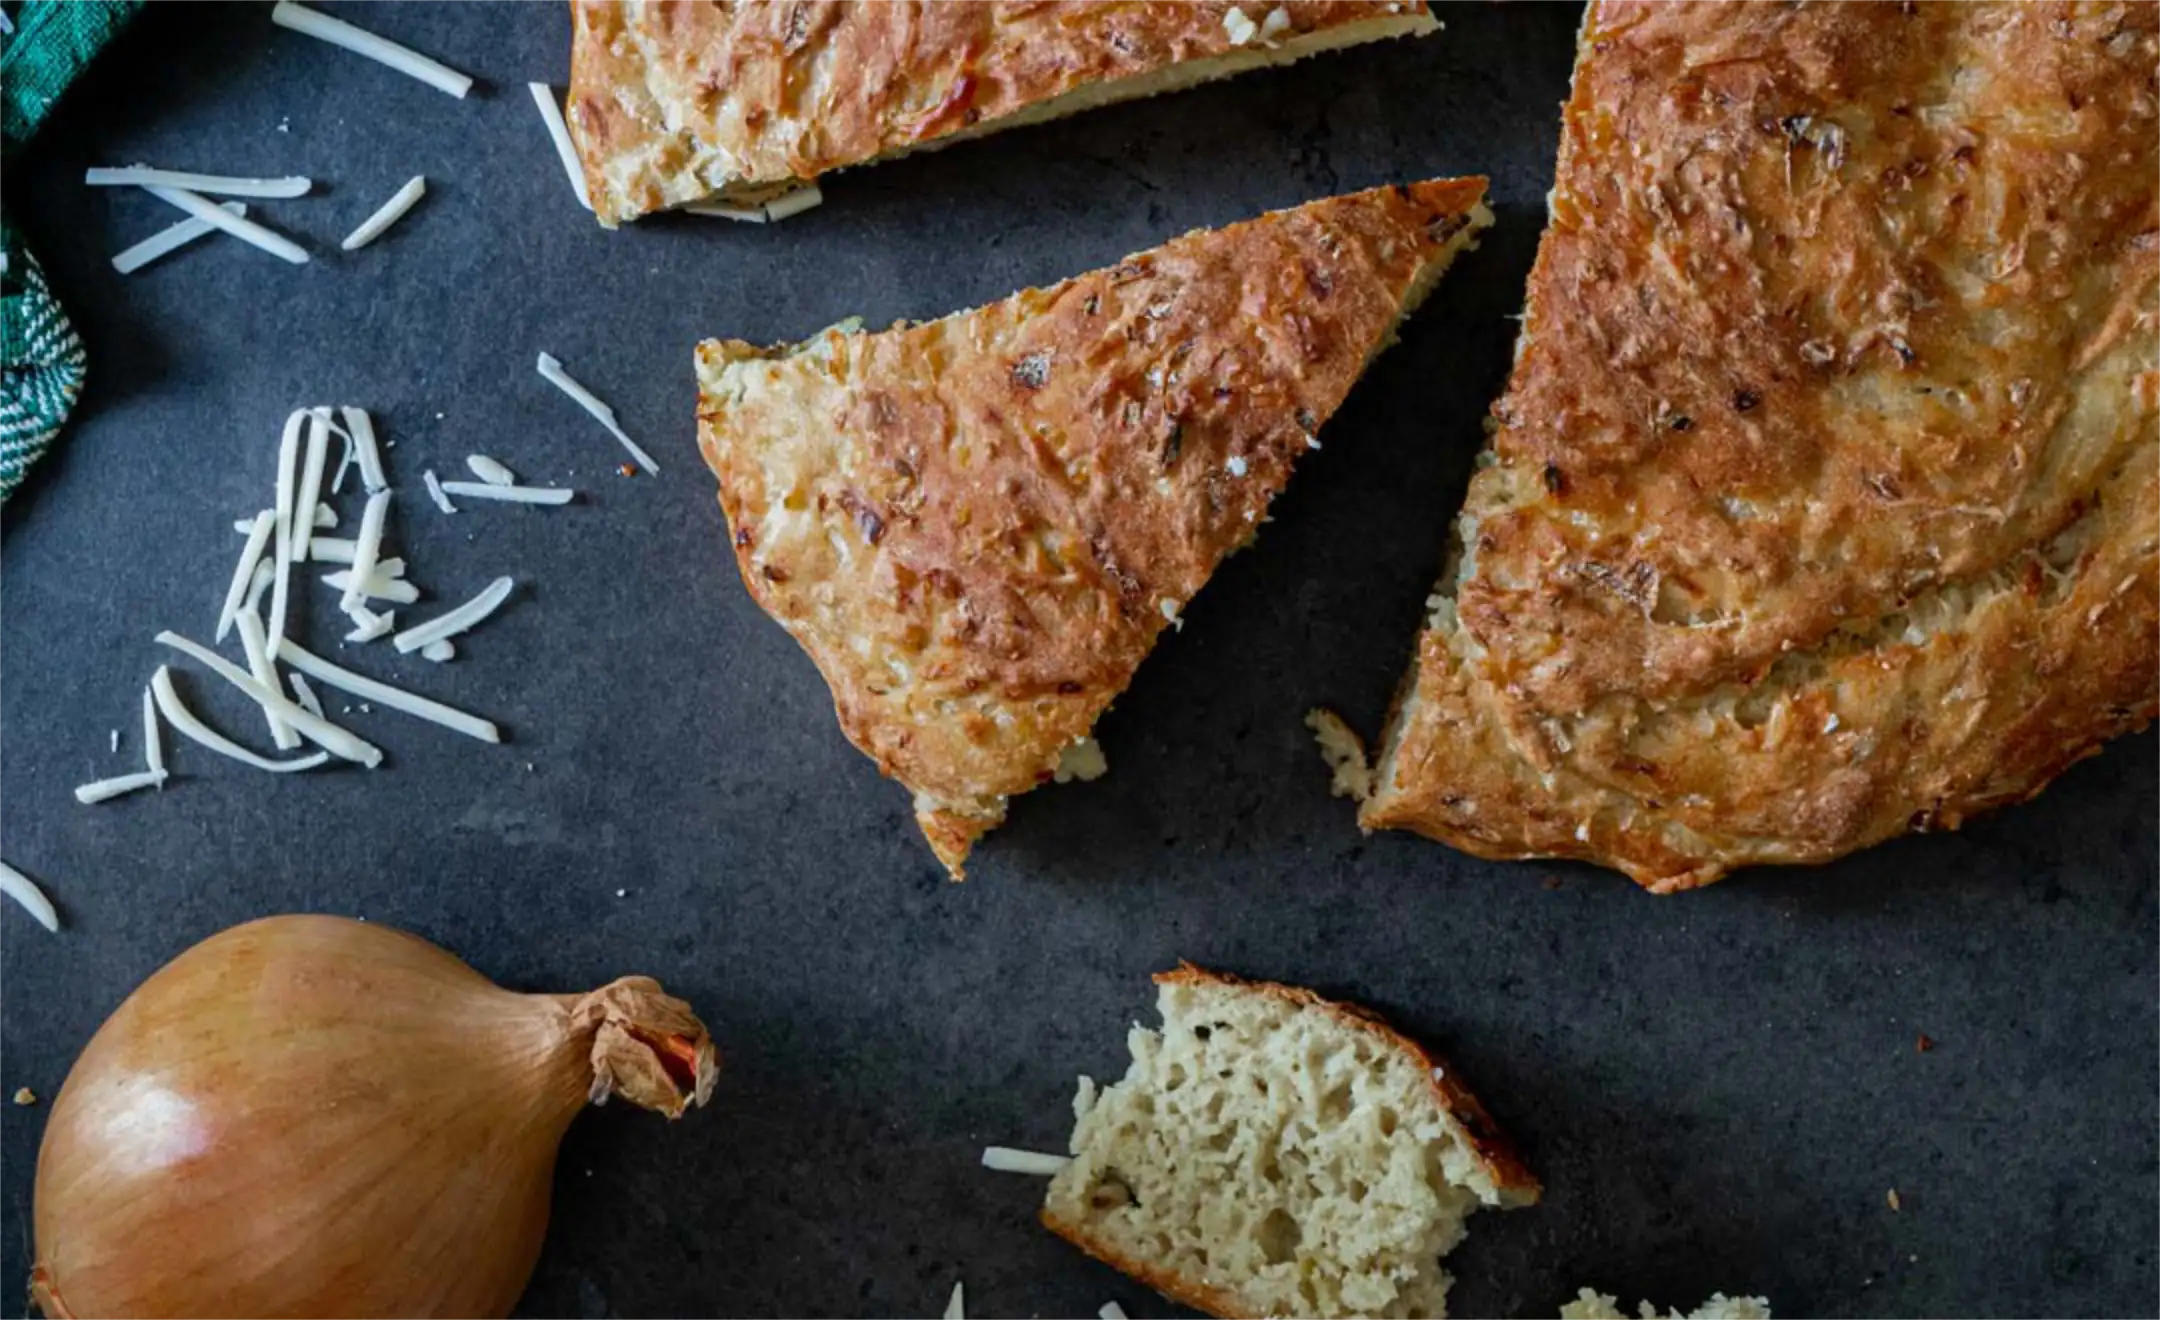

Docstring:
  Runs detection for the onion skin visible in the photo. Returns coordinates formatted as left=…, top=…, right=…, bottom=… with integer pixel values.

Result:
left=30, top=915, right=717, bottom=1319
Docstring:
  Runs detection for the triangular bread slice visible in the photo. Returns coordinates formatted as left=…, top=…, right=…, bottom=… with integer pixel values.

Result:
left=1350, top=1, right=2157, bottom=890
left=698, top=178, right=1491, bottom=876
left=568, top=1, right=1438, bottom=226
left=1562, top=1289, right=1773, bottom=1320
left=1041, top=965, right=1538, bottom=1319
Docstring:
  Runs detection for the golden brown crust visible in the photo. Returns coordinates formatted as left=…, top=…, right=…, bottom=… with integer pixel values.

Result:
left=1366, top=0, right=2159, bottom=890
left=701, top=179, right=1490, bottom=873
left=567, top=1, right=1435, bottom=226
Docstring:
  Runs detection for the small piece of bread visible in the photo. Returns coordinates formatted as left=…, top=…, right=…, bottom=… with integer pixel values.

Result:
left=1041, top=965, right=1537, bottom=1319
left=1560, top=1288, right=1772, bottom=1320
left=699, top=178, right=1491, bottom=876
left=567, top=1, right=1438, bottom=226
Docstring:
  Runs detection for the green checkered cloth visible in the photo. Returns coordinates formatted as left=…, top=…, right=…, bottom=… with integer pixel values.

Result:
left=2, top=0, right=140, bottom=502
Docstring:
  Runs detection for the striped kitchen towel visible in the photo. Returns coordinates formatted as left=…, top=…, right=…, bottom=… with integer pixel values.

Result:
left=1, top=0, right=141, bottom=502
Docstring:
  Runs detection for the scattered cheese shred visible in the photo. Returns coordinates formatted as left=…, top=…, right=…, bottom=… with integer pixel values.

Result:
left=142, top=686, right=164, bottom=776
left=326, top=567, right=418, bottom=605
left=75, top=769, right=170, bottom=804
left=289, top=671, right=326, bottom=720
left=761, top=182, right=824, bottom=222
left=421, top=638, right=455, bottom=663
left=343, top=606, right=396, bottom=642
left=466, top=454, right=516, bottom=486
left=86, top=166, right=311, bottom=198
left=343, top=488, right=392, bottom=611
left=150, top=666, right=333, bottom=774
left=423, top=468, right=458, bottom=514
left=943, top=1282, right=964, bottom=1320
left=341, top=174, right=427, bottom=250
left=156, top=632, right=383, bottom=767
left=393, top=576, right=512, bottom=654
left=682, top=201, right=767, bottom=223
left=244, top=559, right=276, bottom=617
left=527, top=83, right=592, bottom=210
left=235, top=608, right=303, bottom=750
left=683, top=182, right=823, bottom=223
left=438, top=480, right=572, bottom=505
left=216, top=509, right=277, bottom=642
left=309, top=536, right=358, bottom=563
left=979, top=1146, right=1071, bottom=1175
left=275, top=641, right=502, bottom=743
left=343, top=406, right=387, bottom=493
left=142, top=184, right=308, bottom=264
left=314, top=501, right=337, bottom=528
left=268, top=409, right=305, bottom=656
left=270, top=1, right=474, bottom=98
left=112, top=202, right=248, bottom=274
left=1100, top=1304, right=1129, bottom=1320
left=0, top=860, right=59, bottom=933
left=536, top=352, right=660, bottom=474
left=291, top=408, right=332, bottom=566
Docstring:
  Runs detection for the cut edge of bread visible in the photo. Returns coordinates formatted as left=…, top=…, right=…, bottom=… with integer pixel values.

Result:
left=1560, top=1287, right=1774, bottom=1320
left=1042, top=964, right=1536, bottom=1319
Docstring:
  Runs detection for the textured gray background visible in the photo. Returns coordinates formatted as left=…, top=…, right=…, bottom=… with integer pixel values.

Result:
left=2, top=4, right=2154, bottom=1317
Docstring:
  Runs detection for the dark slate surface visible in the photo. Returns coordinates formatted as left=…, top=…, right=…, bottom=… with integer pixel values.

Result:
left=1, top=4, right=2154, bottom=1318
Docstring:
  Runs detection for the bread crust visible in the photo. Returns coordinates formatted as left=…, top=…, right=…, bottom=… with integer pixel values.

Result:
left=700, top=179, right=1490, bottom=875
left=1365, top=0, right=2158, bottom=890
left=567, top=1, right=1434, bottom=226
left=1039, top=963, right=1540, bottom=1320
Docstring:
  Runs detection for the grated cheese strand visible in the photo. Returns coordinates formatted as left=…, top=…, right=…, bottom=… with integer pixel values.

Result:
left=393, top=575, right=513, bottom=653
left=326, top=567, right=418, bottom=606
left=421, top=638, right=455, bottom=663
left=267, top=409, right=305, bottom=658
left=276, top=641, right=502, bottom=743
left=683, top=201, right=766, bottom=223
left=437, top=481, right=572, bottom=505
left=291, top=409, right=332, bottom=565
left=343, top=488, right=392, bottom=612
left=466, top=454, right=516, bottom=486
left=527, top=83, right=592, bottom=210
left=341, top=175, right=427, bottom=250
left=142, top=185, right=308, bottom=264
left=142, top=686, right=165, bottom=776
left=943, top=1282, right=964, bottom=1320
left=343, top=605, right=397, bottom=642
left=343, top=406, right=387, bottom=493
left=112, top=202, right=248, bottom=274
left=536, top=353, right=660, bottom=474
left=244, top=559, right=276, bottom=617
left=1100, top=1305, right=1129, bottom=1319
left=309, top=536, right=358, bottom=563
left=270, top=1, right=474, bottom=98
left=75, top=769, right=170, bottom=805
left=423, top=468, right=458, bottom=513
left=235, top=607, right=303, bottom=750
left=979, top=1146, right=1071, bottom=1175
left=87, top=166, right=310, bottom=198
left=314, top=501, right=337, bottom=528
left=156, top=633, right=383, bottom=767
left=761, top=182, right=824, bottom=222
left=216, top=509, right=277, bottom=642
left=151, top=666, right=333, bottom=774
left=288, top=672, right=326, bottom=719
left=0, top=860, right=60, bottom=933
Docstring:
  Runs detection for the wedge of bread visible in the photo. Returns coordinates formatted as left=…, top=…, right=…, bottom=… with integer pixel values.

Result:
left=1041, top=965, right=1536, bottom=1319
left=1561, top=1290, right=1771, bottom=1320
left=567, top=1, right=1438, bottom=227
left=1353, top=1, right=2158, bottom=890
left=699, top=178, right=1491, bottom=876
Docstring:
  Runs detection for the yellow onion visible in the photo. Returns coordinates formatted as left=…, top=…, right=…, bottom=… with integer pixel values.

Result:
left=30, top=914, right=717, bottom=1319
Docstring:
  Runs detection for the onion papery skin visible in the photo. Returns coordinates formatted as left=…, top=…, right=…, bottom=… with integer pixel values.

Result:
left=31, top=915, right=708, bottom=1319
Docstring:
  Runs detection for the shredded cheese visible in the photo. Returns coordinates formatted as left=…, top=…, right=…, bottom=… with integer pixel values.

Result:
left=527, top=83, right=592, bottom=210
left=341, top=174, right=427, bottom=250
left=393, top=576, right=512, bottom=653
left=150, top=666, right=333, bottom=774
left=979, top=1146, right=1072, bottom=1175
left=437, top=480, right=572, bottom=505
left=314, top=501, right=336, bottom=528
left=343, top=605, right=396, bottom=642
left=112, top=202, right=248, bottom=274
left=683, top=201, right=767, bottom=223
left=943, top=1282, right=964, bottom=1320
left=761, top=182, right=825, bottom=221
left=142, top=686, right=164, bottom=776
left=421, top=639, right=455, bottom=663
left=270, top=1, right=474, bottom=98
left=536, top=352, right=661, bottom=474
left=142, top=184, right=308, bottom=264
left=326, top=567, right=418, bottom=605
left=275, top=641, right=503, bottom=743
left=423, top=468, right=458, bottom=513
left=1100, top=1304, right=1129, bottom=1320
left=466, top=454, right=516, bottom=486
left=216, top=509, right=277, bottom=642
left=75, top=769, right=170, bottom=804
left=0, top=860, right=59, bottom=933
left=244, top=559, right=276, bottom=617
left=342, top=488, right=392, bottom=611
left=268, top=410, right=305, bottom=657
left=309, top=536, right=358, bottom=563
left=234, top=607, right=303, bottom=750
left=156, top=633, right=383, bottom=766
left=87, top=166, right=311, bottom=198
left=343, top=407, right=387, bottom=492
left=291, top=408, right=331, bottom=565
left=288, top=672, right=326, bottom=719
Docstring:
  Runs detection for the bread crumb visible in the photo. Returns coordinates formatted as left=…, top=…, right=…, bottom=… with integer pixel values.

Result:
left=1916, top=1033, right=1935, bottom=1052
left=1305, top=708, right=1373, bottom=802
left=12, top=1087, right=35, bottom=1106
left=1887, top=1188, right=1901, bottom=1211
